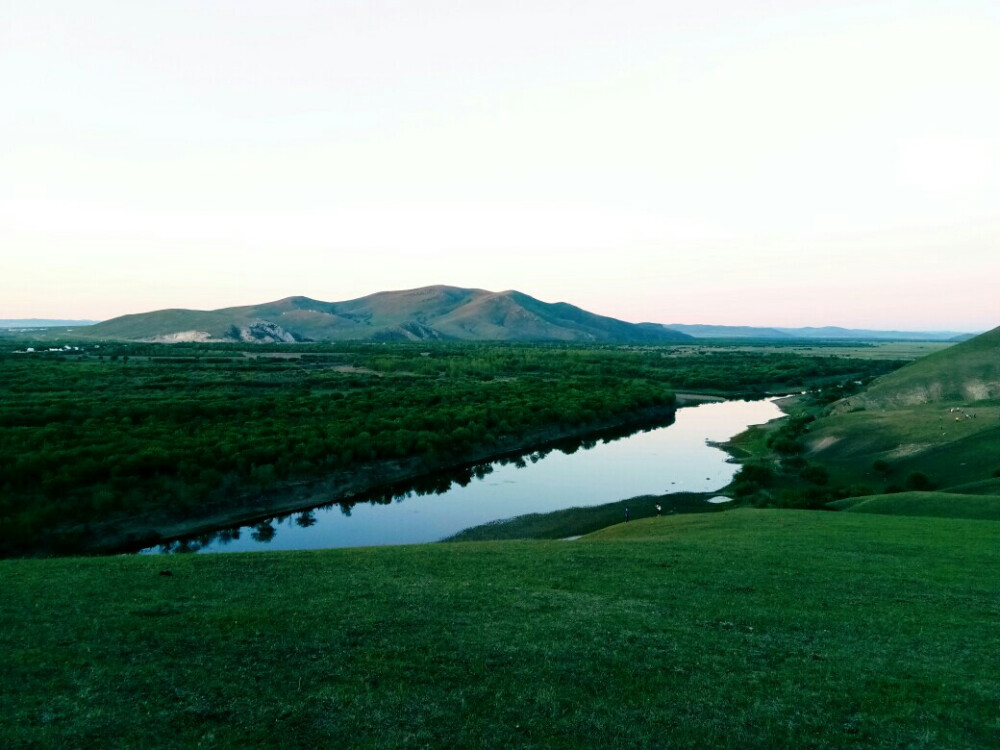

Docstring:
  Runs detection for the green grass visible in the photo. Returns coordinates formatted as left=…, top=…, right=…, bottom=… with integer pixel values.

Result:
left=804, top=401, right=1000, bottom=490
left=3, top=510, right=998, bottom=749
left=828, top=491, right=1000, bottom=520
left=446, top=492, right=728, bottom=541
left=943, top=478, right=1000, bottom=495
left=669, top=341, right=953, bottom=361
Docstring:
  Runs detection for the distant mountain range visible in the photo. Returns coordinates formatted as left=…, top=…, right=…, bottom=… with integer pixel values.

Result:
left=79, top=286, right=692, bottom=344
left=13, top=288, right=982, bottom=343
left=664, top=324, right=974, bottom=342
left=0, top=319, right=97, bottom=328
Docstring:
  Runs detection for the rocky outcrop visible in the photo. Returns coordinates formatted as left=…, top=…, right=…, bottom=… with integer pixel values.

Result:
left=236, top=322, right=301, bottom=343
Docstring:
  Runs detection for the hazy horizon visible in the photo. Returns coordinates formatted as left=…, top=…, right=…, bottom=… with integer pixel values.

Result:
left=3, top=1, right=999, bottom=330
left=0, top=283, right=986, bottom=334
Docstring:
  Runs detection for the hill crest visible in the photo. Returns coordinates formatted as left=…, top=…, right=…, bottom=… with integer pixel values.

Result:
left=81, top=286, right=692, bottom=344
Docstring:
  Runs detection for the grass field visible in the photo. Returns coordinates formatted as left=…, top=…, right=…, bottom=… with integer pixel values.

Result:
left=669, top=341, right=953, bottom=361
left=3, top=509, right=998, bottom=749
left=943, top=478, right=1000, bottom=495
left=828, top=491, right=1000, bottom=520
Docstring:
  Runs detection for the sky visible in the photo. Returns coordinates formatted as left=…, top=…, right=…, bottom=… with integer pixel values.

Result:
left=2, top=0, right=999, bottom=330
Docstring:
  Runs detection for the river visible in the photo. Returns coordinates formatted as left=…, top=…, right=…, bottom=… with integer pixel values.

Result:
left=143, top=397, right=782, bottom=554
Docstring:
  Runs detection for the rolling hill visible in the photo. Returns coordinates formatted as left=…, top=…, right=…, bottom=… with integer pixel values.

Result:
left=834, top=324, right=1000, bottom=410
left=796, top=324, right=1000, bottom=497
left=828, top=491, right=1000, bottom=520
left=80, top=286, right=693, bottom=344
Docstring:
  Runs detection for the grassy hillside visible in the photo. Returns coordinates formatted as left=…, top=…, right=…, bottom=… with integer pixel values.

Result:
left=835, top=324, right=1000, bottom=410
left=828, top=491, right=1000, bottom=520
left=943, top=478, right=1000, bottom=495
left=83, top=307, right=241, bottom=340
left=803, top=401, right=1000, bottom=490
left=726, top=326, right=1000, bottom=509
left=3, top=510, right=998, bottom=749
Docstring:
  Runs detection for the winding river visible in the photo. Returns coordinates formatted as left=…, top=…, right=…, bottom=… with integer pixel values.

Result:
left=144, top=398, right=782, bottom=554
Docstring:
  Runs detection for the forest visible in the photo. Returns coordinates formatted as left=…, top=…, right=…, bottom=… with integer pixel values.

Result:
left=0, top=339, right=901, bottom=555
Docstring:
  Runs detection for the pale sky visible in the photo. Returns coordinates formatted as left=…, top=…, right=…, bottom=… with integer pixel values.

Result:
left=2, top=0, right=998, bottom=330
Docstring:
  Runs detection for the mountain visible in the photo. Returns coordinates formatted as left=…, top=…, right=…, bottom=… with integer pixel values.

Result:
left=664, top=324, right=793, bottom=339
left=835, top=324, right=1000, bottom=410
left=665, top=323, right=972, bottom=341
left=0, top=319, right=97, bottom=328
left=81, top=286, right=693, bottom=344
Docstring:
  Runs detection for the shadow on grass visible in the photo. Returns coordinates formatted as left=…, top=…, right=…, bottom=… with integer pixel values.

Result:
left=445, top=491, right=733, bottom=542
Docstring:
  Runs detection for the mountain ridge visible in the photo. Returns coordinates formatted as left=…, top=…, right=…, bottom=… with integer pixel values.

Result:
left=80, top=286, right=693, bottom=344
left=1, top=319, right=98, bottom=328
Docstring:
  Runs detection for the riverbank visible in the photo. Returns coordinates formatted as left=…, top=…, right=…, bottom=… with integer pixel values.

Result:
left=53, top=401, right=700, bottom=555
left=436, top=396, right=781, bottom=544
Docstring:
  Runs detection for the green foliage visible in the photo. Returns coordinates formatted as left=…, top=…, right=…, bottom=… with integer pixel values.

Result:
left=0, top=340, right=902, bottom=556
left=904, top=472, right=934, bottom=491
left=800, top=464, right=830, bottom=486
left=872, top=459, right=890, bottom=475
left=730, top=462, right=774, bottom=500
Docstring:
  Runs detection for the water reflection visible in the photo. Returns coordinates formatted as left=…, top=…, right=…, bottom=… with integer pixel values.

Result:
left=143, top=398, right=781, bottom=554
left=145, top=418, right=675, bottom=554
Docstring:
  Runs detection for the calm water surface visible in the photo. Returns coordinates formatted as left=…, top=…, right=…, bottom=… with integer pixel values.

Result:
left=145, top=398, right=781, bottom=554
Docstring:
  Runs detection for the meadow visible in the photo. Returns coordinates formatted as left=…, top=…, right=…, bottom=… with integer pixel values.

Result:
left=2, top=509, right=997, bottom=748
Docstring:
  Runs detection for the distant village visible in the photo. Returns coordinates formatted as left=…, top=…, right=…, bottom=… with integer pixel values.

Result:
left=13, top=345, right=97, bottom=354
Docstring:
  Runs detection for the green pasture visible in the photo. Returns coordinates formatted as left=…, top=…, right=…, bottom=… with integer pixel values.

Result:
left=806, top=402, right=1000, bottom=490
left=828, top=491, right=1000, bottom=520
left=3, top=510, right=998, bottom=749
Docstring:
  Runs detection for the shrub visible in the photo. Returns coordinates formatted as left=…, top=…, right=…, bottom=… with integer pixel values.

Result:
left=800, top=464, right=830, bottom=485
left=782, top=455, right=807, bottom=470
left=904, top=472, right=934, bottom=491
left=769, top=436, right=802, bottom=455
